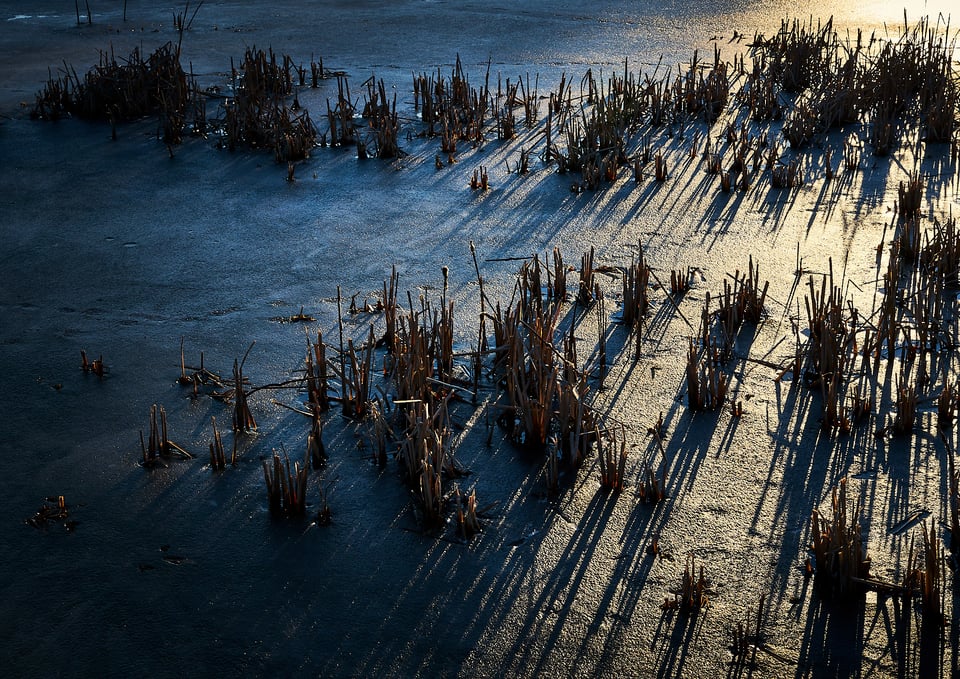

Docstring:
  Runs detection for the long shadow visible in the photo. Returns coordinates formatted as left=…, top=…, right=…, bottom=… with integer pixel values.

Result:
left=795, top=596, right=865, bottom=677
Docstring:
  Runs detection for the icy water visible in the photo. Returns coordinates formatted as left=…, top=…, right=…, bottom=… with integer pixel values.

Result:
left=1, top=1, right=958, bottom=677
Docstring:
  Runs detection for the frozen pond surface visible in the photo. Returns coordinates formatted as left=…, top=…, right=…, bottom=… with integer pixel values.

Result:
left=1, top=1, right=959, bottom=676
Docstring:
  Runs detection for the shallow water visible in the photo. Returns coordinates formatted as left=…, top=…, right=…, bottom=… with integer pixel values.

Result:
left=1, top=1, right=958, bottom=677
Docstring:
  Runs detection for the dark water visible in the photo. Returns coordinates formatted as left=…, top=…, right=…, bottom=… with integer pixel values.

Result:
left=1, top=1, right=956, bottom=676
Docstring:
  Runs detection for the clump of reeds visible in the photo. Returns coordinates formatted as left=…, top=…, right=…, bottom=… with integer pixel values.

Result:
left=232, top=356, right=257, bottom=433
left=662, top=554, right=712, bottom=615
left=810, top=479, right=871, bottom=599
left=455, top=486, right=483, bottom=539
left=904, top=522, right=944, bottom=631
left=208, top=416, right=235, bottom=470
left=801, top=261, right=860, bottom=431
left=325, top=74, right=356, bottom=147
left=919, top=217, right=960, bottom=288
left=140, top=404, right=192, bottom=467
left=556, top=361, right=597, bottom=466
left=362, top=78, right=401, bottom=159
left=399, top=401, right=452, bottom=528
left=685, top=337, right=729, bottom=411
left=636, top=462, right=666, bottom=503
left=262, top=447, right=309, bottom=517
left=32, top=42, right=187, bottom=126
left=365, top=399, right=392, bottom=467
left=898, top=172, right=924, bottom=222
left=24, top=495, right=77, bottom=531
left=892, top=373, right=918, bottom=436
left=304, top=330, right=330, bottom=413
left=731, top=595, right=766, bottom=666
left=771, top=158, right=804, bottom=188
left=670, top=267, right=692, bottom=295
left=80, top=350, right=105, bottom=378
left=621, top=244, right=650, bottom=332
left=596, top=425, right=627, bottom=492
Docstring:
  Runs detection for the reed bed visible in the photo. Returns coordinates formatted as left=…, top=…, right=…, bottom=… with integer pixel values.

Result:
left=223, top=47, right=316, bottom=161
left=32, top=42, right=187, bottom=124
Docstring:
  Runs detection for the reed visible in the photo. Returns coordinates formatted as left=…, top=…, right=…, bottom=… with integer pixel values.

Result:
left=731, top=594, right=766, bottom=666
left=140, top=404, right=192, bottom=467
left=232, top=356, right=257, bottom=433
left=621, top=243, right=650, bottom=330
left=455, top=487, right=483, bottom=539
left=208, top=416, right=228, bottom=470
left=261, top=447, right=309, bottom=518
left=810, top=479, right=871, bottom=599
left=304, top=330, right=330, bottom=413
left=80, top=349, right=105, bottom=378
left=892, top=372, right=918, bottom=436
left=308, top=406, right=326, bottom=469
left=596, top=425, right=627, bottom=492
left=662, top=554, right=711, bottom=615
left=578, top=247, right=596, bottom=304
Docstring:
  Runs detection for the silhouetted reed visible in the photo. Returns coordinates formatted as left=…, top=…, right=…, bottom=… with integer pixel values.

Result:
left=232, top=356, right=257, bottom=433
left=455, top=486, right=483, bottom=539
left=141, top=404, right=193, bottom=467
left=305, top=330, right=330, bottom=413
left=662, top=554, right=711, bottom=615
left=596, top=425, right=627, bottom=492
left=262, top=447, right=309, bottom=517
left=810, top=479, right=871, bottom=600
left=621, top=244, right=650, bottom=332
left=208, top=416, right=232, bottom=470
left=731, top=594, right=766, bottom=666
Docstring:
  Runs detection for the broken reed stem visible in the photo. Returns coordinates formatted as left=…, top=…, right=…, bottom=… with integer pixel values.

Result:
left=455, top=486, right=484, bottom=539
left=141, top=403, right=192, bottom=466
left=209, top=416, right=227, bottom=470
left=232, top=355, right=257, bottom=433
